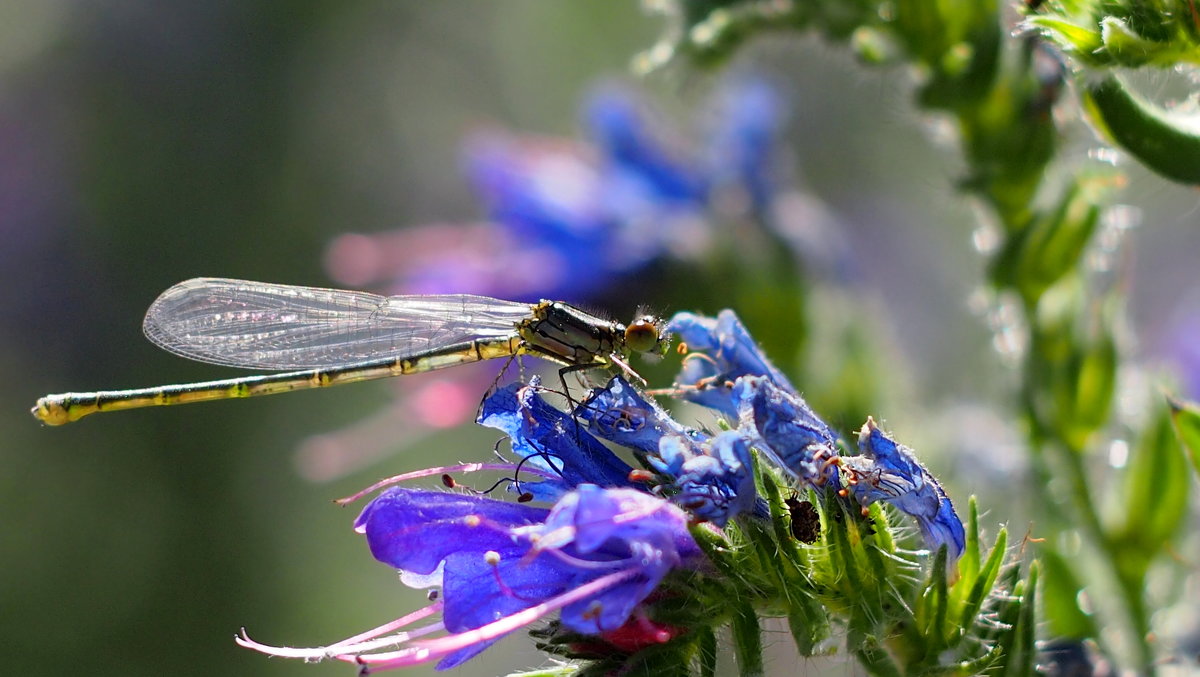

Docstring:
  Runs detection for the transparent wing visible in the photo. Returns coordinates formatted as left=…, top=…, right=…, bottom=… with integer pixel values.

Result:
left=142, top=278, right=535, bottom=370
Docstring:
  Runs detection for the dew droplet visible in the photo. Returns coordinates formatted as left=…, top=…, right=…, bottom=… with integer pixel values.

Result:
left=972, top=221, right=1001, bottom=254
left=985, top=292, right=1028, bottom=365
left=1107, top=439, right=1129, bottom=468
left=1087, top=204, right=1140, bottom=276
left=1087, top=147, right=1122, bottom=165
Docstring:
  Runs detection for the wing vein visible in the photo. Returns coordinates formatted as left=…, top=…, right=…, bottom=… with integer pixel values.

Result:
left=141, top=278, right=534, bottom=370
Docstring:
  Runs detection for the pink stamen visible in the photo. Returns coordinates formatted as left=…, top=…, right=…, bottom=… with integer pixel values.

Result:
left=351, top=568, right=639, bottom=671
left=236, top=602, right=444, bottom=661
left=326, top=602, right=444, bottom=649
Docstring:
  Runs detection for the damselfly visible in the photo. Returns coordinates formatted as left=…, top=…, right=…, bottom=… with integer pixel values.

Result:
left=32, top=278, right=668, bottom=426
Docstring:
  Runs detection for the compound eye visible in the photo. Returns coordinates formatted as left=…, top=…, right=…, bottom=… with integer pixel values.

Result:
left=624, top=317, right=662, bottom=354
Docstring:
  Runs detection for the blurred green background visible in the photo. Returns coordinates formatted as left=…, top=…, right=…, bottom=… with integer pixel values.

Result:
left=5, top=2, right=1200, bottom=676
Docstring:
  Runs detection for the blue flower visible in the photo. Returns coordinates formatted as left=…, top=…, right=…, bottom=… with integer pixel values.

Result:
left=662, top=310, right=963, bottom=561
left=573, top=375, right=701, bottom=456
left=657, top=431, right=759, bottom=526
left=667, top=309, right=797, bottom=415
left=574, top=376, right=759, bottom=526
left=460, top=87, right=712, bottom=303
left=841, top=418, right=965, bottom=560
left=476, top=377, right=637, bottom=501
left=239, top=485, right=703, bottom=671
left=730, top=375, right=840, bottom=487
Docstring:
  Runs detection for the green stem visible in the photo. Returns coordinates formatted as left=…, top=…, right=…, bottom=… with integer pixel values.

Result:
left=696, top=626, right=718, bottom=677
left=1056, top=437, right=1153, bottom=673
left=730, top=598, right=764, bottom=677
left=1021, top=382, right=1154, bottom=674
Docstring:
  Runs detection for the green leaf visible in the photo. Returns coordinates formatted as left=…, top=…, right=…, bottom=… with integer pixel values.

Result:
left=1007, top=561, right=1039, bottom=677
left=958, top=527, right=1007, bottom=633
left=956, top=496, right=982, bottom=591
left=930, top=644, right=1003, bottom=677
left=1037, top=546, right=1097, bottom=639
left=786, top=602, right=825, bottom=658
left=1168, top=395, right=1200, bottom=477
left=1065, top=330, right=1117, bottom=447
left=849, top=630, right=903, bottom=677
left=1026, top=16, right=1104, bottom=61
left=918, top=545, right=950, bottom=651
left=1113, top=403, right=1191, bottom=577
left=997, top=178, right=1104, bottom=304
left=1100, top=17, right=1166, bottom=67
left=1081, top=75, right=1200, bottom=185
left=986, top=563, right=1026, bottom=673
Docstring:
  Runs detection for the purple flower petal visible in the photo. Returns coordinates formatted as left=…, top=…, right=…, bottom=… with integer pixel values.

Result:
left=353, top=485, right=702, bottom=669
left=355, top=488, right=547, bottom=574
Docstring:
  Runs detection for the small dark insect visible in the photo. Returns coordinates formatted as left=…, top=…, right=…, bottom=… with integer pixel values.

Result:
left=785, top=494, right=821, bottom=544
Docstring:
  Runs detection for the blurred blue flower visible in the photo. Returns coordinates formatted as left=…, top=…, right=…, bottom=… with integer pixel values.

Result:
left=575, top=376, right=759, bottom=526
left=1040, top=639, right=1099, bottom=677
left=325, top=77, right=791, bottom=305
left=705, top=77, right=787, bottom=213
left=841, top=418, right=965, bottom=560
left=460, top=134, right=634, bottom=301
left=240, top=485, right=702, bottom=671
left=585, top=86, right=708, bottom=207
left=326, top=82, right=763, bottom=304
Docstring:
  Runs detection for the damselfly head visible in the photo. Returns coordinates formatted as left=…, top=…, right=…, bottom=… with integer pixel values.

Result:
left=623, top=313, right=668, bottom=356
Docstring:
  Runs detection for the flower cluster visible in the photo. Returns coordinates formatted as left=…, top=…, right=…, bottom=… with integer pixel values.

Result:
left=240, top=307, right=967, bottom=672
left=668, top=309, right=965, bottom=560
